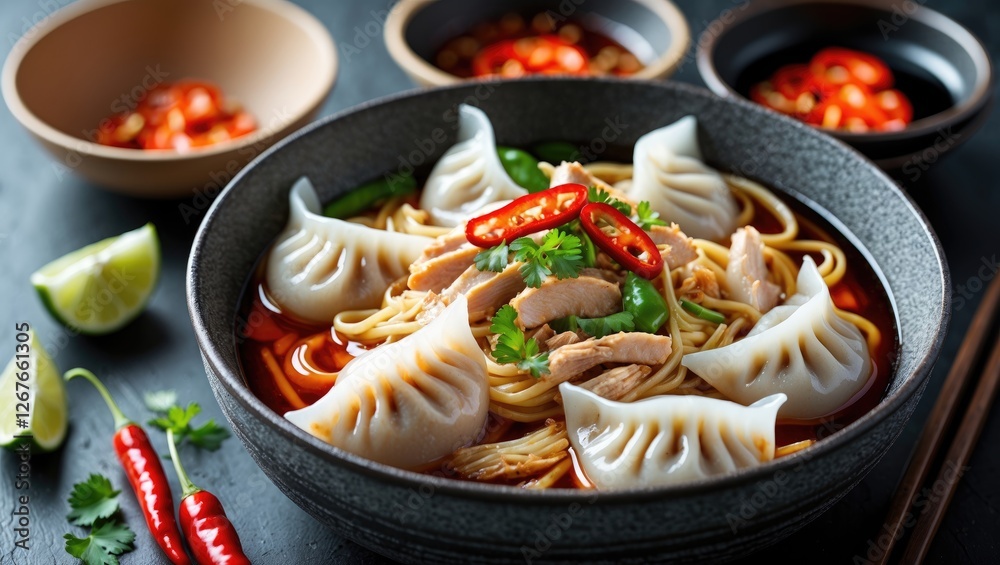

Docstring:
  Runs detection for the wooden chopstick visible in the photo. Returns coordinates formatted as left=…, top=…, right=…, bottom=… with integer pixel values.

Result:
left=876, top=272, right=1000, bottom=565
left=900, top=315, right=1000, bottom=562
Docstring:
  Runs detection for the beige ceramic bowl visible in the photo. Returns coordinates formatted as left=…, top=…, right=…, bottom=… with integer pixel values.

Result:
left=2, top=0, right=336, bottom=198
left=385, top=0, right=690, bottom=86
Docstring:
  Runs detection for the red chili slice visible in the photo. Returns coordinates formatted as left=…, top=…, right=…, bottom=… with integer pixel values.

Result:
left=810, top=47, right=893, bottom=91
left=465, top=183, right=588, bottom=248
left=472, top=35, right=589, bottom=78
left=579, top=202, right=663, bottom=279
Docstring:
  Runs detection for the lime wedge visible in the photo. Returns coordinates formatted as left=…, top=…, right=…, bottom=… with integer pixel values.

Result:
left=0, top=329, right=68, bottom=451
left=31, top=223, right=160, bottom=335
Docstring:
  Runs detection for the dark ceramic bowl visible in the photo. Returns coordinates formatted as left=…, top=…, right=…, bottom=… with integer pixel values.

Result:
left=384, top=0, right=690, bottom=85
left=696, top=0, right=993, bottom=170
left=187, top=79, right=949, bottom=563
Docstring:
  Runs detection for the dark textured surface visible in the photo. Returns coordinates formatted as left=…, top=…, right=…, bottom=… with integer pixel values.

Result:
left=0, top=1, right=997, bottom=564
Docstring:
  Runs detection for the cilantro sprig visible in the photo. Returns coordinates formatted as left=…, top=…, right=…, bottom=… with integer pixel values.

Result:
left=64, top=474, right=135, bottom=565
left=551, top=311, right=636, bottom=338
left=489, top=306, right=550, bottom=378
left=473, top=229, right=584, bottom=288
left=634, top=201, right=667, bottom=230
left=587, top=185, right=632, bottom=215
left=146, top=394, right=230, bottom=452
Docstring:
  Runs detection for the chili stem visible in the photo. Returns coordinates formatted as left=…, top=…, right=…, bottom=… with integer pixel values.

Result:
left=64, top=368, right=131, bottom=430
left=167, top=428, right=201, bottom=498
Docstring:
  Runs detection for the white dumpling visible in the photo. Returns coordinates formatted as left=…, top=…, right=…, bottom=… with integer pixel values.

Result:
left=561, top=383, right=785, bottom=489
left=285, top=296, right=489, bottom=469
left=419, top=104, right=526, bottom=226
left=682, top=257, right=871, bottom=419
left=266, top=177, right=432, bottom=323
left=627, top=116, right=739, bottom=241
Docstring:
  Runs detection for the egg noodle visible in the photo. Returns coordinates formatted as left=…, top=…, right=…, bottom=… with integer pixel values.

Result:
left=269, top=161, right=881, bottom=486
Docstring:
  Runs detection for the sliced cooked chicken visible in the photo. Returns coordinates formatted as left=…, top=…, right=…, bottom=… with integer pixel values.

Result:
left=549, top=161, right=633, bottom=207
left=510, top=275, right=621, bottom=329
left=542, top=332, right=672, bottom=385
left=443, top=262, right=527, bottom=321
left=579, top=364, right=652, bottom=401
left=412, top=225, right=468, bottom=264
left=408, top=245, right=480, bottom=292
left=545, top=330, right=583, bottom=351
left=726, top=226, right=781, bottom=313
left=679, top=264, right=721, bottom=300
left=648, top=223, right=698, bottom=269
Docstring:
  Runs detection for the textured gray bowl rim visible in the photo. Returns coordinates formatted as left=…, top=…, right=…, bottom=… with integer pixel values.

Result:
left=187, top=77, right=951, bottom=503
left=695, top=0, right=994, bottom=144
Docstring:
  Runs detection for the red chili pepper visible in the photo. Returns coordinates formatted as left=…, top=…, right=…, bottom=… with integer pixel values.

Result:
left=65, top=369, right=191, bottom=565
left=472, top=35, right=589, bottom=78
left=810, top=47, right=893, bottom=91
left=579, top=202, right=663, bottom=279
left=465, top=183, right=588, bottom=248
left=167, top=428, right=251, bottom=565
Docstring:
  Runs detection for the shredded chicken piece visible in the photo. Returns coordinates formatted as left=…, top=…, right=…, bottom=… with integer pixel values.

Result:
left=511, top=275, right=621, bottom=329
left=408, top=245, right=480, bottom=292
left=447, top=420, right=568, bottom=481
left=726, top=226, right=781, bottom=313
left=442, top=262, right=527, bottom=321
left=679, top=264, right=721, bottom=300
left=545, top=331, right=583, bottom=351
left=542, top=332, right=672, bottom=385
left=412, top=225, right=467, bottom=264
left=579, top=364, right=652, bottom=401
left=649, top=223, right=699, bottom=269
left=530, top=324, right=556, bottom=345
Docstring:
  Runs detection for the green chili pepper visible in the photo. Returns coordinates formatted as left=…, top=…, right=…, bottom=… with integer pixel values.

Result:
left=680, top=299, right=726, bottom=324
left=322, top=172, right=417, bottom=219
left=532, top=141, right=581, bottom=164
left=497, top=146, right=549, bottom=193
left=623, top=272, right=670, bottom=334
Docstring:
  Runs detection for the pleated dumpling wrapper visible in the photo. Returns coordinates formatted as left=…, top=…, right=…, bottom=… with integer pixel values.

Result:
left=682, top=256, right=871, bottom=419
left=265, top=176, right=432, bottom=323
left=419, top=104, right=526, bottom=227
left=561, top=383, right=786, bottom=489
left=285, top=296, right=489, bottom=469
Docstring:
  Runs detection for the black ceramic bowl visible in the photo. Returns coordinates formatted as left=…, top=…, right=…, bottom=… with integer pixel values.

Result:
left=696, top=0, right=992, bottom=170
left=187, top=79, right=949, bottom=563
left=384, top=0, right=690, bottom=85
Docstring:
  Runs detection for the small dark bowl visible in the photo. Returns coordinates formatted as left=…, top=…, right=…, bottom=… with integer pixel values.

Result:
left=696, top=0, right=992, bottom=170
left=384, top=0, right=690, bottom=85
left=187, top=79, right=949, bottom=563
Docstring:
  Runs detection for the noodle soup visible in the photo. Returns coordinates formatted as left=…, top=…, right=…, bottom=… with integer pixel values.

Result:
left=235, top=108, right=897, bottom=490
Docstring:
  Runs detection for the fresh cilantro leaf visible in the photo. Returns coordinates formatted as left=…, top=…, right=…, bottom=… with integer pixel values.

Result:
left=148, top=403, right=200, bottom=434
left=634, top=201, right=667, bottom=230
left=66, top=475, right=120, bottom=527
left=489, top=305, right=550, bottom=378
left=143, top=390, right=177, bottom=413
left=576, top=312, right=636, bottom=338
left=148, top=401, right=230, bottom=452
left=186, top=419, right=230, bottom=451
left=510, top=230, right=583, bottom=288
left=65, top=519, right=135, bottom=565
left=474, top=242, right=509, bottom=273
left=587, top=186, right=632, bottom=215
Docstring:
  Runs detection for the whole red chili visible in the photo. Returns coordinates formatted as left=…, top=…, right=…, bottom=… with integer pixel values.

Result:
left=465, top=183, right=588, bottom=248
left=167, top=428, right=251, bottom=565
left=579, top=202, right=663, bottom=279
left=65, top=368, right=191, bottom=565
